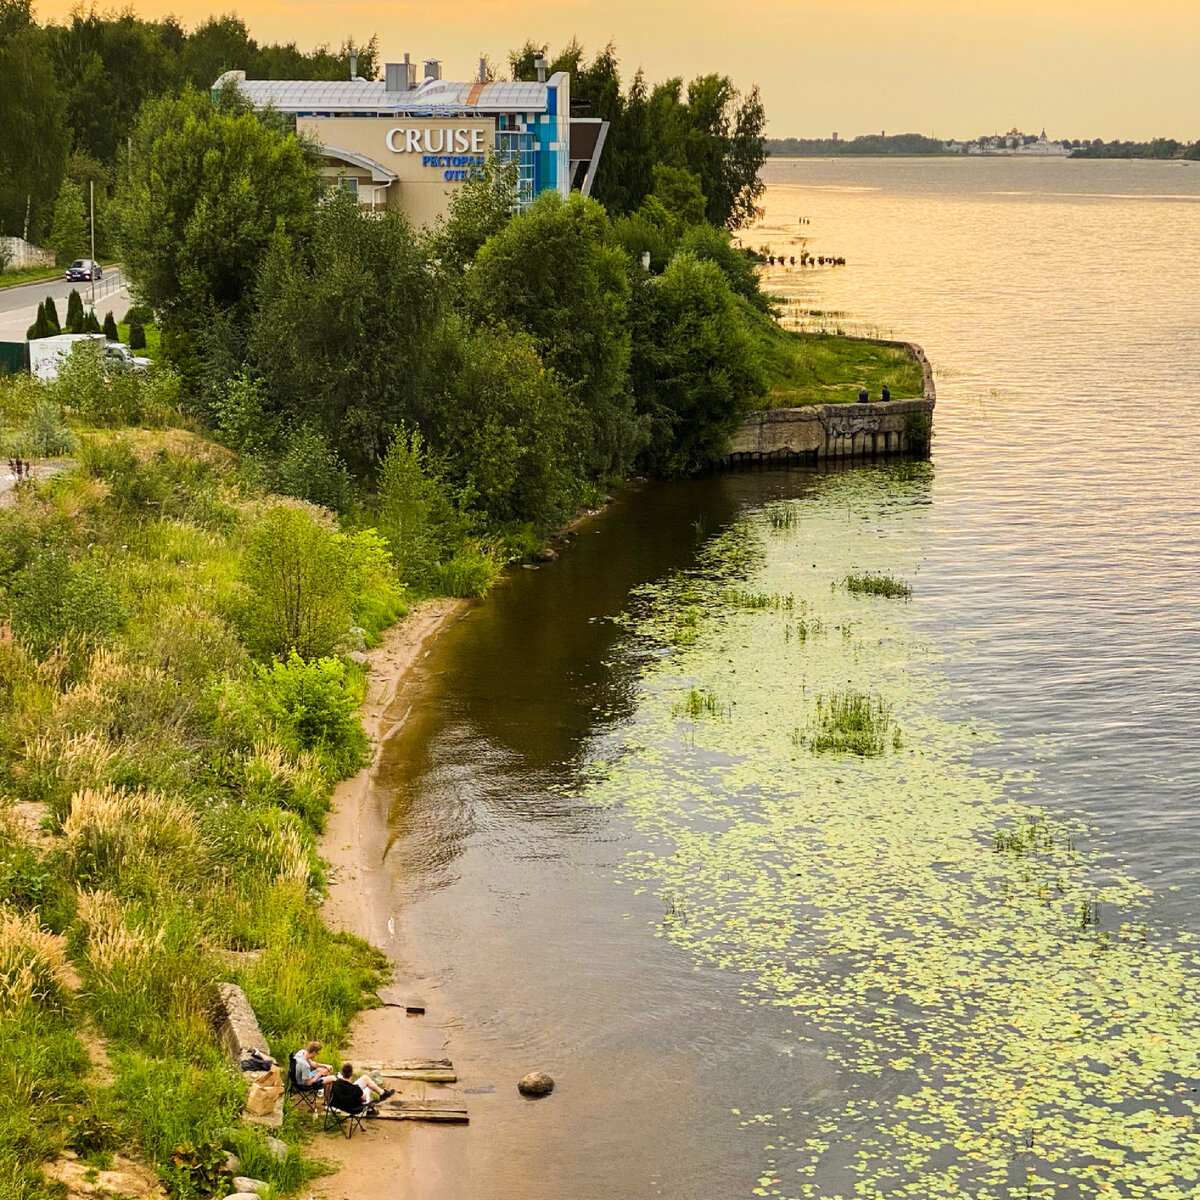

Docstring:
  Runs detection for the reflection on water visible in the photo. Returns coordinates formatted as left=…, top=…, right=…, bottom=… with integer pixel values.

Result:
left=377, top=160, right=1200, bottom=1198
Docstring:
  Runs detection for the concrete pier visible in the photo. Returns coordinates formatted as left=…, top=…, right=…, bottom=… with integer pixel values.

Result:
left=728, top=340, right=935, bottom=465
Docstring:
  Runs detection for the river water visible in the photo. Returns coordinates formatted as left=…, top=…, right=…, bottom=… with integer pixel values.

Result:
left=374, top=158, right=1200, bottom=1200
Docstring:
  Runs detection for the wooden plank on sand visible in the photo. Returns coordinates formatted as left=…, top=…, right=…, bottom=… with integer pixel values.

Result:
left=375, top=1102, right=468, bottom=1124
left=378, top=1069, right=458, bottom=1083
left=355, top=1059, right=452, bottom=1073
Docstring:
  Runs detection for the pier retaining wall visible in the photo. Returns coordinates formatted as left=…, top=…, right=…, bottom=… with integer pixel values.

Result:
left=728, top=340, right=935, bottom=464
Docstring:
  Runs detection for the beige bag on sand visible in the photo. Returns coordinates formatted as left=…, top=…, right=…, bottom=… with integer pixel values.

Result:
left=244, top=1066, right=284, bottom=1116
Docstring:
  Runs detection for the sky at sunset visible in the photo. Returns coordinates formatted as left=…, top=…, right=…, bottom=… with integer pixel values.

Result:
left=33, top=0, right=1200, bottom=140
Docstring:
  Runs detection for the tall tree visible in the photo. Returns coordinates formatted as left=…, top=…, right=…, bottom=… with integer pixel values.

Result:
left=630, top=253, right=764, bottom=474
left=112, top=87, right=320, bottom=326
left=178, top=15, right=257, bottom=88
left=250, top=189, right=438, bottom=470
left=47, top=12, right=179, bottom=163
left=49, top=178, right=87, bottom=265
left=0, top=2, right=68, bottom=241
left=466, top=190, right=644, bottom=479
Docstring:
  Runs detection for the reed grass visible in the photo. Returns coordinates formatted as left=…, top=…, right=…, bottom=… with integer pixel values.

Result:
left=796, top=688, right=896, bottom=756
left=843, top=572, right=913, bottom=600
left=723, top=589, right=795, bottom=611
left=672, top=688, right=731, bottom=720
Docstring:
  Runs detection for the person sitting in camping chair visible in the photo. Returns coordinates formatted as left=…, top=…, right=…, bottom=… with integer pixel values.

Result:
left=288, top=1042, right=334, bottom=1109
left=324, top=1064, right=395, bottom=1137
left=334, top=1063, right=394, bottom=1112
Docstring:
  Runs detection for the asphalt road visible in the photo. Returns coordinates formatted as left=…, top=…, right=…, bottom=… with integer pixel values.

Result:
left=0, top=267, right=126, bottom=315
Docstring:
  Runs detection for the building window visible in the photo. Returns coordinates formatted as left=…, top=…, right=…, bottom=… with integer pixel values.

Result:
left=339, top=177, right=360, bottom=198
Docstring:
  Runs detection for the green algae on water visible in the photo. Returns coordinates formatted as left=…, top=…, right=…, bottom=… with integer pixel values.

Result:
left=579, top=473, right=1200, bottom=1200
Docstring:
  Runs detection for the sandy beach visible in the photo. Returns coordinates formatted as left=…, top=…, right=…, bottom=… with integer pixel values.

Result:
left=313, top=598, right=466, bottom=1198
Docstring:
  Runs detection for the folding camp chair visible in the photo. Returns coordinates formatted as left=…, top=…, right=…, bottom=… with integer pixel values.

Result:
left=286, top=1051, right=324, bottom=1113
left=323, top=1078, right=371, bottom=1139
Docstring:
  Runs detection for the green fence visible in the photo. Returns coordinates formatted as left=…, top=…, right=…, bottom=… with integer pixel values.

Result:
left=0, top=341, right=28, bottom=376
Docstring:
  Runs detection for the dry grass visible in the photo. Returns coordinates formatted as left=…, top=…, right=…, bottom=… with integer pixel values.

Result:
left=75, top=890, right=165, bottom=973
left=0, top=906, right=71, bottom=1014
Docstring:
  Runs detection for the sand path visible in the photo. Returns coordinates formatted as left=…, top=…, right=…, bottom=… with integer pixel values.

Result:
left=313, top=599, right=465, bottom=1198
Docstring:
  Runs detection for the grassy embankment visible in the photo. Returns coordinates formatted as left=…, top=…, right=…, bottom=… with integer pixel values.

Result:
left=0, top=364, right=406, bottom=1200
left=747, top=309, right=925, bottom=408
left=0, top=266, right=62, bottom=291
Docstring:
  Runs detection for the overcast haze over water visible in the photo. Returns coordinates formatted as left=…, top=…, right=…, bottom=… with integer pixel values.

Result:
left=375, top=158, right=1200, bottom=1198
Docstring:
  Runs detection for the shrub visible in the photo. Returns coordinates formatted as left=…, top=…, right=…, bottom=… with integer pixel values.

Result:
left=8, top=549, right=124, bottom=658
left=102, top=312, right=118, bottom=341
left=47, top=341, right=108, bottom=418
left=422, top=320, right=580, bottom=529
left=128, top=322, right=146, bottom=351
left=0, top=372, right=42, bottom=429
left=375, top=427, right=442, bottom=588
left=253, top=651, right=367, bottom=776
left=65, top=290, right=85, bottom=334
left=12, top=399, right=75, bottom=458
left=211, top=372, right=274, bottom=456
left=26, top=301, right=53, bottom=341
left=167, top=1141, right=227, bottom=1200
left=123, top=304, right=153, bottom=326
left=274, top=425, right=351, bottom=512
left=240, top=506, right=355, bottom=660
left=43, top=297, right=61, bottom=334
left=430, top=547, right=500, bottom=598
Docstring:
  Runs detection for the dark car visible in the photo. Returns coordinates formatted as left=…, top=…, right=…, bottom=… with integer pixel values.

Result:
left=65, top=259, right=102, bottom=282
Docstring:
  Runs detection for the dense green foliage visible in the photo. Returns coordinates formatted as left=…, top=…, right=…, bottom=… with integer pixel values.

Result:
left=467, top=191, right=642, bottom=479
left=511, top=40, right=766, bottom=228
left=0, top=3, right=376, bottom=245
left=0, top=21, right=929, bottom=1200
left=0, top=2, right=69, bottom=245
left=113, top=89, right=320, bottom=325
left=249, top=189, right=435, bottom=470
left=48, top=179, right=87, bottom=266
left=0, top=405, right=398, bottom=1200
left=630, top=254, right=764, bottom=475
left=1070, top=137, right=1199, bottom=159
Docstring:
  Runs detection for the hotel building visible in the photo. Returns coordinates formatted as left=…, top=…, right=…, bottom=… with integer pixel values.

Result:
left=215, top=56, right=609, bottom=227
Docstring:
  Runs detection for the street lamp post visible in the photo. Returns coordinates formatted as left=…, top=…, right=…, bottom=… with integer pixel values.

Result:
left=89, top=181, right=96, bottom=310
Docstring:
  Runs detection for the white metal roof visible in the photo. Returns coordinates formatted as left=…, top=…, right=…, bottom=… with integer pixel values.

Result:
left=320, top=145, right=397, bottom=182
left=225, top=76, right=551, bottom=115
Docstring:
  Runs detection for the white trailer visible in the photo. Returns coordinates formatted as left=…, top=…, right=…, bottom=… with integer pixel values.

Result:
left=28, top=334, right=105, bottom=382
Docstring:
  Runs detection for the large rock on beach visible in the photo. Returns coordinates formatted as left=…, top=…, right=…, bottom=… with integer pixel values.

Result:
left=263, top=1137, right=289, bottom=1162
left=518, top=1071, right=555, bottom=1097
left=231, top=1179, right=269, bottom=1196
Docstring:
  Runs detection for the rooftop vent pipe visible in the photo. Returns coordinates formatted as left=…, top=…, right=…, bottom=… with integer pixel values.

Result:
left=535, top=55, right=547, bottom=83
left=349, top=51, right=357, bottom=80
left=424, top=58, right=442, bottom=82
